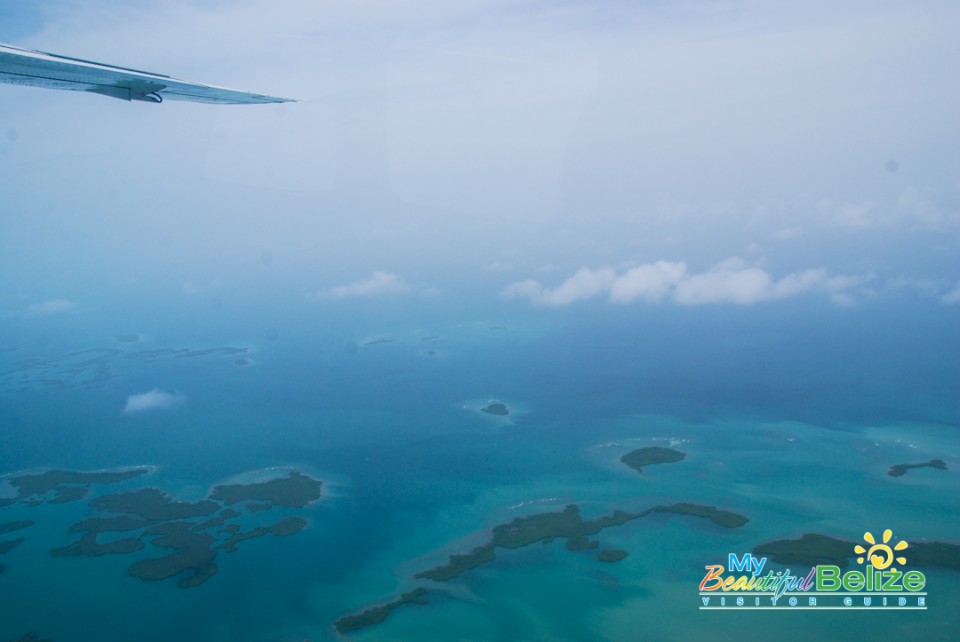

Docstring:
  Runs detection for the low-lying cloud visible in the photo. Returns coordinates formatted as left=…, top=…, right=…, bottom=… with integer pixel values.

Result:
left=503, top=259, right=869, bottom=307
left=311, top=271, right=411, bottom=300
left=123, top=389, right=184, bottom=414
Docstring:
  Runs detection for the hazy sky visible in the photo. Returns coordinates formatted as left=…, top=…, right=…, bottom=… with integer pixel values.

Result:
left=1, top=0, right=958, bottom=313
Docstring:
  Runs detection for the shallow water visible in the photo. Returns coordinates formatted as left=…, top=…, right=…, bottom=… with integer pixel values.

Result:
left=0, top=299, right=957, bottom=641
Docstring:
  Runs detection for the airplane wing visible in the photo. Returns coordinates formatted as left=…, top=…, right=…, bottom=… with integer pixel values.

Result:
left=0, top=42, right=293, bottom=104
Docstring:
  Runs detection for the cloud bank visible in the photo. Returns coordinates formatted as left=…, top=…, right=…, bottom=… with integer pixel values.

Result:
left=311, top=271, right=411, bottom=300
left=503, top=259, right=869, bottom=307
left=123, top=389, right=184, bottom=414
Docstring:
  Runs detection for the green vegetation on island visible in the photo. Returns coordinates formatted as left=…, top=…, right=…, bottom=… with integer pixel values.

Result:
left=481, top=403, right=510, bottom=416
left=754, top=533, right=853, bottom=568
left=888, top=459, right=947, bottom=477
left=335, top=588, right=430, bottom=634
left=90, top=488, right=220, bottom=522
left=128, top=522, right=219, bottom=589
left=219, top=517, right=307, bottom=553
left=0, top=521, right=33, bottom=535
left=652, top=503, right=749, bottom=528
left=0, top=466, right=322, bottom=590
left=344, top=500, right=748, bottom=634
left=0, top=538, right=25, bottom=555
left=414, top=502, right=746, bottom=584
left=70, top=515, right=151, bottom=534
left=51, top=533, right=144, bottom=557
left=910, top=542, right=960, bottom=570
left=415, top=543, right=496, bottom=582
left=191, top=509, right=242, bottom=532
left=754, top=533, right=960, bottom=571
left=620, top=447, right=685, bottom=473
left=6, top=468, right=149, bottom=505
left=48, top=486, right=89, bottom=504
left=597, top=549, right=629, bottom=563
left=210, top=471, right=322, bottom=508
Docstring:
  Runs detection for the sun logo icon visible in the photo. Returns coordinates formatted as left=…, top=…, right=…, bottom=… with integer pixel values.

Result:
left=855, top=529, right=908, bottom=570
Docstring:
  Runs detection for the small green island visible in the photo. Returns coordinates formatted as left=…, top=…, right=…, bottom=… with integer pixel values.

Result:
left=620, top=447, right=686, bottom=474
left=210, top=471, right=322, bottom=507
left=652, top=503, right=749, bottom=529
left=754, top=533, right=960, bottom=571
left=481, top=402, right=510, bottom=417
left=335, top=588, right=430, bottom=634
left=754, top=533, right=854, bottom=568
left=888, top=459, right=947, bottom=477
left=597, top=549, right=629, bottom=563
left=337, top=500, right=748, bottom=633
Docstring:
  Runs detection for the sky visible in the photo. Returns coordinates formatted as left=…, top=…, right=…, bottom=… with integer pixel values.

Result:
left=0, top=0, right=958, bottom=316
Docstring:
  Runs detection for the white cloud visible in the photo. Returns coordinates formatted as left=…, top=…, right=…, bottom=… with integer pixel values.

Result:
left=673, top=261, right=775, bottom=305
left=941, top=282, right=960, bottom=306
left=502, top=267, right=615, bottom=306
left=504, top=259, right=866, bottom=307
left=312, top=271, right=411, bottom=300
left=22, top=299, right=77, bottom=316
left=501, top=279, right=545, bottom=301
left=609, top=261, right=686, bottom=303
left=123, top=389, right=184, bottom=414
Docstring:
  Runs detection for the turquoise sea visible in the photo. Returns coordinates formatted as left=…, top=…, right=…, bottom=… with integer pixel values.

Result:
left=0, top=293, right=957, bottom=641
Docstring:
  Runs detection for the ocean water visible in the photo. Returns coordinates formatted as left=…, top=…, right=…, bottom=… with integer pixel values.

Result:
left=0, top=294, right=957, bottom=641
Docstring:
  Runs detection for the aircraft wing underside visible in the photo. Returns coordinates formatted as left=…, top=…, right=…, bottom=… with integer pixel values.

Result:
left=0, top=42, right=293, bottom=104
